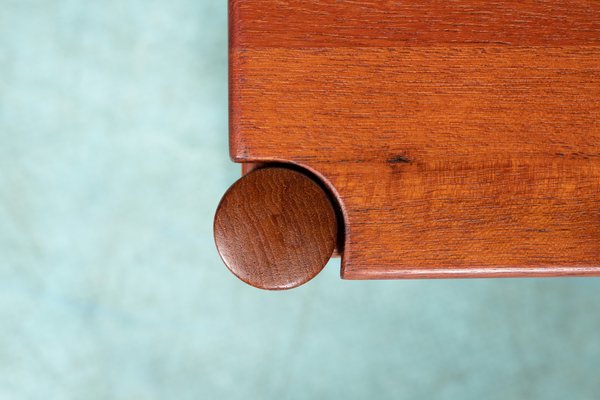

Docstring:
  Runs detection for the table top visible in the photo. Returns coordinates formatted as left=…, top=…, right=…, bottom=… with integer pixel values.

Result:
left=228, top=0, right=600, bottom=281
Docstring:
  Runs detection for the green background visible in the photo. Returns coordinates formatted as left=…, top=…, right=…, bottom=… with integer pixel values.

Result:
left=1, top=1, right=599, bottom=399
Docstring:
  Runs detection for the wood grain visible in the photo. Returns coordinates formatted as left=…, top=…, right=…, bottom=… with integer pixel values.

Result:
left=229, top=0, right=600, bottom=280
left=231, top=0, right=600, bottom=47
left=214, top=168, right=337, bottom=289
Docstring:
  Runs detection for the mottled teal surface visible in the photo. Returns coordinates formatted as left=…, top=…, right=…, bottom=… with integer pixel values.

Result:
left=1, top=1, right=599, bottom=399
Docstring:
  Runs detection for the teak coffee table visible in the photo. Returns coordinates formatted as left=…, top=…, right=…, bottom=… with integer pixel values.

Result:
left=214, top=1, right=600, bottom=290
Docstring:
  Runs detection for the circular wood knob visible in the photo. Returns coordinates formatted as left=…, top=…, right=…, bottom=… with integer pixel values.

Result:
left=214, top=167, right=337, bottom=290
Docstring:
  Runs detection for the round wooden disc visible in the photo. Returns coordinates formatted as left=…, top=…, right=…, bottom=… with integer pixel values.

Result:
left=214, top=167, right=337, bottom=290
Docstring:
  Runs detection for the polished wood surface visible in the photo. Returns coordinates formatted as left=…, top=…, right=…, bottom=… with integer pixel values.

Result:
left=214, top=168, right=337, bottom=289
left=228, top=1, right=600, bottom=280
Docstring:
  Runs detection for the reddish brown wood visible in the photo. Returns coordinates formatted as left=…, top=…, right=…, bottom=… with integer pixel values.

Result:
left=227, top=0, right=600, bottom=282
left=214, top=167, right=337, bottom=289
left=241, top=162, right=264, bottom=175
left=231, top=0, right=599, bottom=48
